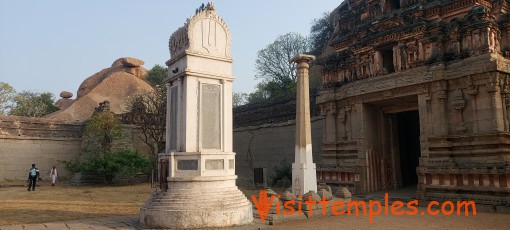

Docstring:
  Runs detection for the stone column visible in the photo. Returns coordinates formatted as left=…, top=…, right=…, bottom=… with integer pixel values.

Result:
left=487, top=75, right=503, bottom=131
left=467, top=86, right=479, bottom=133
left=291, top=54, right=317, bottom=195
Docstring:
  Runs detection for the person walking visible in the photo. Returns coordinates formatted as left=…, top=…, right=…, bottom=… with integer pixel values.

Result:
left=27, top=164, right=40, bottom=191
left=49, top=166, right=58, bottom=186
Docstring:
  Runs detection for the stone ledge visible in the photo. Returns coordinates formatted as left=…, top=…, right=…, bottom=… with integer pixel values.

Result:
left=0, top=135, right=81, bottom=141
left=423, top=185, right=510, bottom=193
left=234, top=116, right=323, bottom=132
left=167, top=175, right=238, bottom=182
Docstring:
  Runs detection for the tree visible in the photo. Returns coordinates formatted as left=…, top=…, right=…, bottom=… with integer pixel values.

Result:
left=146, top=65, right=168, bottom=87
left=0, top=82, right=15, bottom=115
left=9, top=91, right=59, bottom=117
left=122, top=65, right=168, bottom=156
left=310, top=12, right=336, bottom=56
left=233, top=92, right=247, bottom=107
left=246, top=84, right=269, bottom=103
left=250, top=32, right=311, bottom=103
left=62, top=109, right=152, bottom=184
left=124, top=86, right=166, bottom=156
left=82, top=111, right=124, bottom=155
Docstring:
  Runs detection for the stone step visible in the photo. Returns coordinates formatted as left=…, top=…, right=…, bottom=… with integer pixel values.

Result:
left=150, top=191, right=246, bottom=199
left=150, top=194, right=247, bottom=202
left=142, top=200, right=252, bottom=211
left=148, top=198, right=250, bottom=207
left=146, top=192, right=251, bottom=206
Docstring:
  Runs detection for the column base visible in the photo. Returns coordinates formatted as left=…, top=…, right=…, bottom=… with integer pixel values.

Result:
left=139, top=177, right=253, bottom=229
left=292, top=162, right=318, bottom=195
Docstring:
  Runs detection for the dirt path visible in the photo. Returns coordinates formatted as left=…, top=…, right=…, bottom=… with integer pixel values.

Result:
left=1, top=181, right=509, bottom=229
left=272, top=207, right=510, bottom=230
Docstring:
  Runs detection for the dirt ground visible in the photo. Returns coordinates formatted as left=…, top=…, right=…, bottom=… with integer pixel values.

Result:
left=1, top=181, right=509, bottom=229
left=270, top=208, right=510, bottom=230
left=0, top=181, right=153, bottom=225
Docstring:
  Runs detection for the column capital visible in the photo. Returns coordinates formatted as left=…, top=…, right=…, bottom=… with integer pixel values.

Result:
left=290, top=54, right=315, bottom=64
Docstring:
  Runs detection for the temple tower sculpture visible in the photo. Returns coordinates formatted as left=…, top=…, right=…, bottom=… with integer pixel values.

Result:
left=140, top=3, right=253, bottom=229
left=316, top=0, right=510, bottom=210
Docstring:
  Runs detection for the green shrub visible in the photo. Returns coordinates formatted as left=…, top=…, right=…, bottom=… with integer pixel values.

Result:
left=61, top=149, right=152, bottom=184
left=271, top=158, right=292, bottom=187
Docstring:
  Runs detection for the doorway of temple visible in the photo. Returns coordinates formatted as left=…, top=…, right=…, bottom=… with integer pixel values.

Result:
left=395, top=110, right=421, bottom=188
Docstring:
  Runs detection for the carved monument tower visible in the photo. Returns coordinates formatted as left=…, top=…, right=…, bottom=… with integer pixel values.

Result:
left=139, top=3, right=253, bottom=229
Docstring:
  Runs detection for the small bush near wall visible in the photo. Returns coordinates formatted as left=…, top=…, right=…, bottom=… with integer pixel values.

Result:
left=61, top=149, right=152, bottom=184
left=270, top=158, right=292, bottom=187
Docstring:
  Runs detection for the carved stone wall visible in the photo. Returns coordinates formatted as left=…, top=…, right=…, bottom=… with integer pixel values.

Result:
left=318, top=0, right=510, bottom=210
left=320, top=0, right=509, bottom=87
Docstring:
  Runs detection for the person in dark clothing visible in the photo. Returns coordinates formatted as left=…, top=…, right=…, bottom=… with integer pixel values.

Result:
left=27, top=164, right=40, bottom=191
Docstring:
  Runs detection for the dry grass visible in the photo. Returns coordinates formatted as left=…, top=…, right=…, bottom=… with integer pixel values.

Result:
left=0, top=180, right=285, bottom=226
left=0, top=181, right=154, bottom=225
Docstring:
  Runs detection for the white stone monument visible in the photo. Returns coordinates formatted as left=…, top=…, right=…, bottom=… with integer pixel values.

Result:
left=139, top=3, right=253, bottom=229
left=291, top=54, right=318, bottom=195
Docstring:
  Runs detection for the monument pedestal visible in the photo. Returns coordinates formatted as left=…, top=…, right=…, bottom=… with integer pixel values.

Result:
left=140, top=176, right=252, bottom=229
left=141, top=152, right=252, bottom=228
left=140, top=152, right=253, bottom=229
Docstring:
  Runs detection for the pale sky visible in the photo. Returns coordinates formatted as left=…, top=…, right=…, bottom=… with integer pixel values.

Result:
left=0, top=0, right=342, bottom=99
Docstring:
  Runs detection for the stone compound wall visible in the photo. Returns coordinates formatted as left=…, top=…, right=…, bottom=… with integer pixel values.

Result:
left=0, top=116, right=83, bottom=181
left=0, top=115, right=152, bottom=182
left=0, top=92, right=323, bottom=185
left=233, top=92, right=323, bottom=186
left=234, top=90, right=320, bottom=128
left=234, top=118, right=323, bottom=186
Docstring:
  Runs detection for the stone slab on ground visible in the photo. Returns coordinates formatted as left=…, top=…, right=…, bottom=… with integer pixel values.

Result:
left=254, top=198, right=352, bottom=225
left=0, top=225, right=24, bottom=230
left=0, top=216, right=270, bottom=230
left=14, top=224, right=46, bottom=230
left=1, top=210, right=510, bottom=230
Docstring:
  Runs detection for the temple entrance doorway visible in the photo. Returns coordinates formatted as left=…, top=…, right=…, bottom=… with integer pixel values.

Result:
left=363, top=95, right=421, bottom=193
left=395, top=110, right=420, bottom=188
left=380, top=98, right=421, bottom=191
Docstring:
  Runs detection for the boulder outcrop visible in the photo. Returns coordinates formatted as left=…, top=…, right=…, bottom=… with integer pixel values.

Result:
left=46, top=57, right=154, bottom=121
left=54, top=91, right=74, bottom=110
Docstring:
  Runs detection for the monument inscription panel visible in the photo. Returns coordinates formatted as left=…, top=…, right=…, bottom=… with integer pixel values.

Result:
left=201, top=83, right=221, bottom=149
left=170, top=86, right=178, bottom=150
left=229, top=159, right=234, bottom=169
left=205, top=159, right=224, bottom=170
left=177, top=160, right=198, bottom=170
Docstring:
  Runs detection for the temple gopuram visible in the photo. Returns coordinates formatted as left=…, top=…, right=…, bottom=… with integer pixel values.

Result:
left=316, top=0, right=510, bottom=210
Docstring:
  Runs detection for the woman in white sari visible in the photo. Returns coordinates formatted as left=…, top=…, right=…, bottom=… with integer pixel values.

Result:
left=49, top=166, right=58, bottom=186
